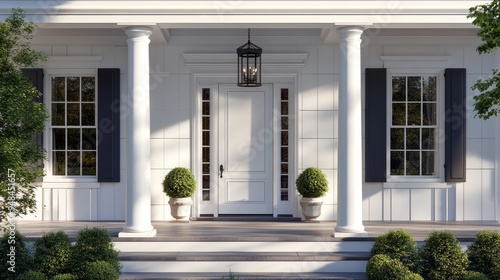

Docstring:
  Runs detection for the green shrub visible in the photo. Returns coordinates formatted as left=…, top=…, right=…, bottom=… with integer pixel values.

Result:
left=370, top=229, right=419, bottom=272
left=366, top=254, right=423, bottom=280
left=17, top=270, right=48, bottom=280
left=162, top=167, right=197, bottom=198
left=295, top=167, right=329, bottom=198
left=0, top=230, right=32, bottom=280
left=419, top=231, right=469, bottom=280
left=81, top=261, right=119, bottom=280
left=461, top=271, right=490, bottom=280
left=467, top=230, right=500, bottom=276
left=69, top=227, right=120, bottom=278
left=34, top=230, right=71, bottom=277
left=490, top=266, right=500, bottom=280
left=52, top=274, right=78, bottom=280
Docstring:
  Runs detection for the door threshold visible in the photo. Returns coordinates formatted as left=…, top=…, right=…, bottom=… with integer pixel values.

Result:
left=193, top=215, right=301, bottom=222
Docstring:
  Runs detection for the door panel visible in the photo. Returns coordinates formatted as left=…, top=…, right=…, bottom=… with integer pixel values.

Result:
left=218, top=84, right=273, bottom=214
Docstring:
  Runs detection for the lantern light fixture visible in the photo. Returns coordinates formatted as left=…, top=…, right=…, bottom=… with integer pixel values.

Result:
left=237, top=28, right=262, bottom=87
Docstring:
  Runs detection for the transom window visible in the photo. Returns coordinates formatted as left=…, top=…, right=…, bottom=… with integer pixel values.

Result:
left=51, top=76, right=97, bottom=176
left=390, top=75, right=438, bottom=176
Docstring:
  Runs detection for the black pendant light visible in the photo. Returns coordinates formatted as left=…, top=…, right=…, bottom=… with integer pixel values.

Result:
left=237, top=28, right=262, bottom=87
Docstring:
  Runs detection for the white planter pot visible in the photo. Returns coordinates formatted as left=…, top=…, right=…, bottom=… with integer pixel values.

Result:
left=168, top=197, right=192, bottom=222
left=299, top=197, right=323, bottom=222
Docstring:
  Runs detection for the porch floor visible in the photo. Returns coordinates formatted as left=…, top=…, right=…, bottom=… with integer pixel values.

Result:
left=15, top=220, right=500, bottom=241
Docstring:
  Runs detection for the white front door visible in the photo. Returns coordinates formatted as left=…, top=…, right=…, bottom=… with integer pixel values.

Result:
left=218, top=84, right=274, bottom=214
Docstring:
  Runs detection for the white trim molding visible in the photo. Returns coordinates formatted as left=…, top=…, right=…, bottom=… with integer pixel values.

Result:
left=39, top=56, right=102, bottom=69
left=381, top=56, right=450, bottom=69
left=182, top=53, right=308, bottom=70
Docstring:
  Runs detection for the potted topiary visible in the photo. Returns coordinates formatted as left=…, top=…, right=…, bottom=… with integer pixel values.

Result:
left=162, top=167, right=197, bottom=222
left=295, top=167, right=328, bottom=222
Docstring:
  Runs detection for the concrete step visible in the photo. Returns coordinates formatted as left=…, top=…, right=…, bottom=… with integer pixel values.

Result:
left=119, top=272, right=368, bottom=279
left=115, top=241, right=371, bottom=276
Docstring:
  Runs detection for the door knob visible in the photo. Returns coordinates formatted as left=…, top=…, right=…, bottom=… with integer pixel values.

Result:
left=219, top=164, right=224, bottom=178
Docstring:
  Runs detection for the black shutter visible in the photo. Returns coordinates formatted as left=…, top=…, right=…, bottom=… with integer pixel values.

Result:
left=22, top=68, right=44, bottom=147
left=97, top=69, right=121, bottom=182
left=365, top=68, right=387, bottom=182
left=445, top=68, right=466, bottom=182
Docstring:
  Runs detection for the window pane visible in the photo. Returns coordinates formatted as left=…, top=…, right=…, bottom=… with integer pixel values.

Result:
left=392, top=76, right=406, bottom=101
left=281, top=191, right=289, bottom=201
left=82, top=151, right=96, bottom=175
left=281, top=102, right=288, bottom=115
left=52, top=77, right=65, bottom=101
left=53, top=128, right=66, bottom=150
left=281, top=88, right=289, bottom=100
left=67, top=128, right=81, bottom=150
left=202, top=190, right=210, bottom=201
left=281, top=164, right=288, bottom=174
left=67, top=103, right=80, bottom=126
left=81, top=103, right=95, bottom=126
left=202, top=116, right=210, bottom=130
left=281, top=131, right=288, bottom=146
left=281, top=175, right=288, bottom=189
left=422, top=128, right=435, bottom=150
left=52, top=103, right=65, bottom=126
left=390, top=128, right=404, bottom=150
left=202, top=164, right=210, bottom=174
left=67, top=151, right=80, bottom=175
left=392, top=103, right=406, bottom=125
left=81, top=77, right=95, bottom=102
left=202, top=175, right=210, bottom=189
left=407, top=103, right=421, bottom=125
left=407, top=76, right=421, bottom=101
left=390, top=151, right=404, bottom=175
left=406, top=151, right=420, bottom=175
left=82, top=128, right=96, bottom=150
left=67, top=77, right=80, bottom=102
left=202, top=147, right=210, bottom=162
left=422, top=151, right=435, bottom=175
left=53, top=151, right=66, bottom=175
left=281, top=147, right=288, bottom=162
left=423, top=76, right=437, bottom=101
left=423, top=103, right=437, bottom=125
left=281, top=116, right=289, bottom=129
left=202, top=88, right=210, bottom=101
left=202, top=131, right=210, bottom=146
left=406, top=128, right=420, bottom=150
left=202, top=102, right=210, bottom=115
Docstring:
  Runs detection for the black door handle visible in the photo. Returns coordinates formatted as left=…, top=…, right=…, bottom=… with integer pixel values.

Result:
left=219, top=164, right=224, bottom=178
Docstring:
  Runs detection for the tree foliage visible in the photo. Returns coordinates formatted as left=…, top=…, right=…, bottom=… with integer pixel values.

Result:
left=468, top=0, right=500, bottom=120
left=0, top=8, right=48, bottom=226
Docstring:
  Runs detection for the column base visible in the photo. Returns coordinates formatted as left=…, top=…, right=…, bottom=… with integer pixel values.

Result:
left=332, top=225, right=368, bottom=237
left=118, top=228, right=157, bottom=238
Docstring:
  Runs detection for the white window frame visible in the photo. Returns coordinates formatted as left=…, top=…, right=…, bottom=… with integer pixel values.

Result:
left=385, top=68, right=445, bottom=184
left=43, top=68, right=98, bottom=183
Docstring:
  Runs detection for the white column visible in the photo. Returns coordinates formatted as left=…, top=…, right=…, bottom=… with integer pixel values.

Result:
left=119, top=26, right=157, bottom=237
left=333, top=26, right=367, bottom=237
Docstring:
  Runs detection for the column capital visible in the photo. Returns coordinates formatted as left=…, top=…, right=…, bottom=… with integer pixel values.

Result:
left=336, top=26, right=365, bottom=39
left=125, top=26, right=153, bottom=39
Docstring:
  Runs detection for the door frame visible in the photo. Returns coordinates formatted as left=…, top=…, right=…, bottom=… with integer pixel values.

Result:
left=191, top=74, right=298, bottom=218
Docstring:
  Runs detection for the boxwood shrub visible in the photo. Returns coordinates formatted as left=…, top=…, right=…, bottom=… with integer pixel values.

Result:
left=69, top=227, right=120, bottom=278
left=0, top=230, right=32, bottom=280
left=34, top=230, right=71, bottom=277
left=162, top=167, right=197, bottom=198
left=81, top=261, right=120, bottom=280
left=366, top=254, right=423, bottom=280
left=461, top=271, right=489, bottom=280
left=52, top=274, right=78, bottom=280
left=17, top=271, right=48, bottom=280
left=295, top=167, right=329, bottom=198
left=419, top=231, right=468, bottom=280
left=466, top=230, right=500, bottom=276
left=370, top=229, right=419, bottom=273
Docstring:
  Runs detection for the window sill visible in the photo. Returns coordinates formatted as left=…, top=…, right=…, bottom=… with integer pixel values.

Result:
left=383, top=182, right=449, bottom=189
